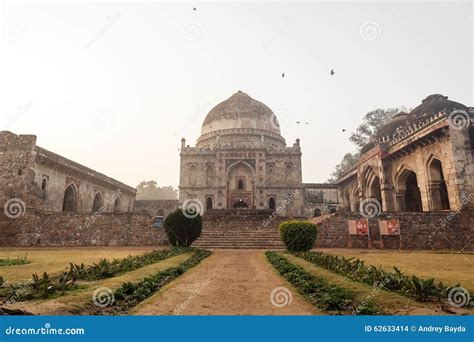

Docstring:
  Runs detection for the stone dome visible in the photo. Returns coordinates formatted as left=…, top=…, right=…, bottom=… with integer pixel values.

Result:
left=201, top=91, right=281, bottom=135
left=408, top=94, right=467, bottom=120
left=197, top=91, right=286, bottom=148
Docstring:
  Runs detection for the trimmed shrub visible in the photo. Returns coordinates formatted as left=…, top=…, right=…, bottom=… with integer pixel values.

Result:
left=164, top=209, right=202, bottom=247
left=279, top=220, right=317, bottom=252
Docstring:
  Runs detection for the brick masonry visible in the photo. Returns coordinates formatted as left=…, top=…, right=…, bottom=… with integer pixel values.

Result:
left=316, top=210, right=473, bottom=250
left=0, top=210, right=167, bottom=247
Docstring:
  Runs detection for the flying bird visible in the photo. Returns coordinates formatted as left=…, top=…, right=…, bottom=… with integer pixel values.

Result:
left=296, top=121, right=301, bottom=124
left=342, top=129, right=346, bottom=132
left=193, top=7, right=197, bottom=10
left=330, top=69, right=335, bottom=76
left=281, top=73, right=285, bottom=78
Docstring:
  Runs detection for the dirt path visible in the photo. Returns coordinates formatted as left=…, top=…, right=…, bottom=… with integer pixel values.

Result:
left=131, top=250, right=320, bottom=315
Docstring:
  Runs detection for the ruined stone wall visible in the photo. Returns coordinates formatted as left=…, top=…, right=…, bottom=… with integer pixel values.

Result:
left=316, top=211, right=473, bottom=250
left=134, top=199, right=179, bottom=217
left=0, top=210, right=167, bottom=247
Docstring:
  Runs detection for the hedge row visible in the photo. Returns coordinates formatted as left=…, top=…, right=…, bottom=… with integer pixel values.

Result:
left=265, top=252, right=379, bottom=314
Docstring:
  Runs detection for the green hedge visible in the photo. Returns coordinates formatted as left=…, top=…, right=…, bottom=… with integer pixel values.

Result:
left=279, top=221, right=317, bottom=252
left=164, top=209, right=202, bottom=247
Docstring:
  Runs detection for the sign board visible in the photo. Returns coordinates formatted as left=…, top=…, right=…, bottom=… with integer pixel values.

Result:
left=348, top=220, right=368, bottom=235
left=379, top=219, right=400, bottom=235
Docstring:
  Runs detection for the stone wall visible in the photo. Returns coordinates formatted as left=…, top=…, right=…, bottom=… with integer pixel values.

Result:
left=316, top=211, right=473, bottom=250
left=134, top=199, right=179, bottom=217
left=0, top=211, right=167, bottom=247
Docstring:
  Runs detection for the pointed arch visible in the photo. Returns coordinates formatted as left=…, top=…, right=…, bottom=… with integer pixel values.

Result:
left=189, top=164, right=197, bottom=186
left=114, top=197, right=122, bottom=213
left=268, top=197, right=276, bottom=210
left=63, top=183, right=77, bottom=212
left=206, top=197, right=213, bottom=210
left=426, top=155, right=450, bottom=210
left=92, top=192, right=103, bottom=212
left=394, top=166, right=422, bottom=212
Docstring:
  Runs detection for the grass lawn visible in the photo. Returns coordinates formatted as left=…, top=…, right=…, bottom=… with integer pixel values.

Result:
left=0, top=246, right=160, bottom=284
left=319, top=248, right=474, bottom=292
left=6, top=253, right=192, bottom=315
left=284, top=253, right=448, bottom=315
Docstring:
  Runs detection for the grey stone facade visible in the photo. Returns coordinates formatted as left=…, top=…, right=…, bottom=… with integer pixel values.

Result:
left=179, top=91, right=304, bottom=216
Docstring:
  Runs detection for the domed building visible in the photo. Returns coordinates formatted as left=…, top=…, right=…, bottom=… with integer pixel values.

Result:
left=338, top=94, right=473, bottom=214
left=179, top=91, right=304, bottom=215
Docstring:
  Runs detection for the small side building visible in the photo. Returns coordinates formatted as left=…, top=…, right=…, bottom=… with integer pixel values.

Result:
left=0, top=131, right=136, bottom=214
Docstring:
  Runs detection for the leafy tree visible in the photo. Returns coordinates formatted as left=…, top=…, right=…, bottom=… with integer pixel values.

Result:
left=136, top=181, right=178, bottom=200
left=349, top=108, right=403, bottom=149
left=328, top=107, right=405, bottom=182
left=328, top=152, right=360, bottom=183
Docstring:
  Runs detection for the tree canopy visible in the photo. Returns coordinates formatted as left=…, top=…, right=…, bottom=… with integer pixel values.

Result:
left=328, top=107, right=405, bottom=182
left=136, top=181, right=178, bottom=200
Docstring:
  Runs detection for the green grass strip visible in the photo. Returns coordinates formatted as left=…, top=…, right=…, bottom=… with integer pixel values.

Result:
left=265, top=251, right=380, bottom=315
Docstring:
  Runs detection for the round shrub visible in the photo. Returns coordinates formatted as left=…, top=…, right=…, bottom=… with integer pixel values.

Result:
left=164, top=209, right=202, bottom=247
left=279, top=220, right=317, bottom=252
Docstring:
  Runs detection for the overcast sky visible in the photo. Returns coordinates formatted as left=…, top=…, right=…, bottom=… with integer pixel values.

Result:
left=1, top=1, right=472, bottom=189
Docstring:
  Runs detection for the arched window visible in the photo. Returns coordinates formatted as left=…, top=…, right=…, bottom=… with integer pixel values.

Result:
left=63, top=184, right=77, bottom=212
left=237, top=179, right=244, bottom=190
left=268, top=197, right=276, bottom=210
left=189, top=165, right=197, bottom=186
left=396, top=169, right=422, bottom=212
left=206, top=197, right=213, bottom=210
left=92, top=193, right=103, bottom=212
left=41, top=178, right=48, bottom=200
left=114, top=197, right=121, bottom=213
left=428, top=158, right=450, bottom=210
left=206, top=164, right=214, bottom=186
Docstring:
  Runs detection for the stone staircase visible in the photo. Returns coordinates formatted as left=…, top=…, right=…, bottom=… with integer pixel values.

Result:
left=192, top=209, right=287, bottom=249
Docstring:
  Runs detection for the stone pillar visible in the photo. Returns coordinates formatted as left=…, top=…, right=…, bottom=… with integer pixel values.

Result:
left=447, top=122, right=474, bottom=209
left=428, top=181, right=442, bottom=211
left=395, top=192, right=406, bottom=212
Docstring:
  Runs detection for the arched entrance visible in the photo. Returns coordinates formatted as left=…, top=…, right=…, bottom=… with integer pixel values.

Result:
left=63, top=184, right=77, bottom=212
left=92, top=192, right=103, bottom=212
left=206, top=197, right=213, bottom=210
left=268, top=197, right=276, bottom=210
left=226, top=161, right=255, bottom=208
left=428, top=158, right=450, bottom=210
left=233, top=199, right=249, bottom=208
left=396, top=168, right=422, bottom=212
